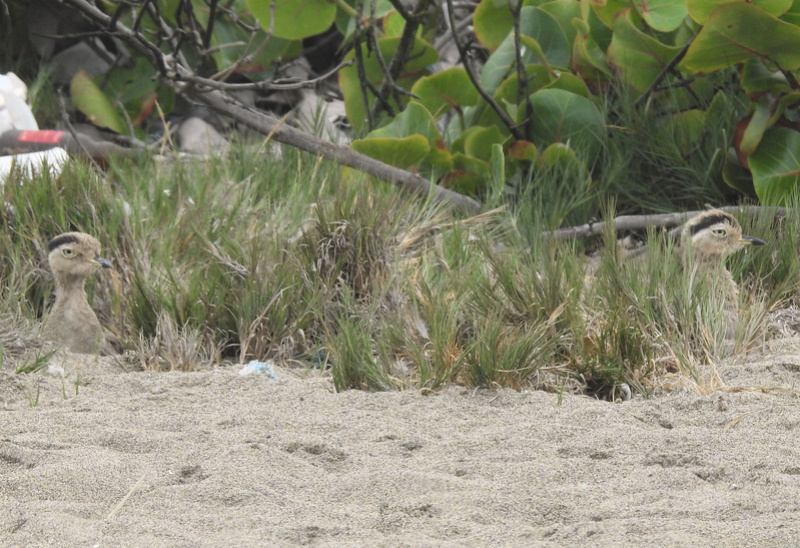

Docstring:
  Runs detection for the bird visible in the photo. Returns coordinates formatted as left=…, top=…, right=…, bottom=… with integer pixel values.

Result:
left=43, top=232, right=122, bottom=355
left=678, top=209, right=766, bottom=303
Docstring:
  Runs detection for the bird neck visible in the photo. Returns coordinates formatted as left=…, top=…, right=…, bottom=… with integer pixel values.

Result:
left=54, top=274, right=89, bottom=304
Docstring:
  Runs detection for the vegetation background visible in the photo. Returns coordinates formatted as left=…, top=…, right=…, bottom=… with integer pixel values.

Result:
left=1, top=0, right=799, bottom=398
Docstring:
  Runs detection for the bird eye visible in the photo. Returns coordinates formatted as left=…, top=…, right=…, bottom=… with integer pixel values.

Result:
left=712, top=228, right=726, bottom=236
left=61, top=248, right=74, bottom=257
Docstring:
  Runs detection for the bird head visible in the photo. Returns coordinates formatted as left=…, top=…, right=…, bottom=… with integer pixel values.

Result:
left=47, top=232, right=112, bottom=279
left=681, top=210, right=766, bottom=261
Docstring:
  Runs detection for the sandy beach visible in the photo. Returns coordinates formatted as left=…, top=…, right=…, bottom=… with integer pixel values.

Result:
left=3, top=336, right=800, bottom=547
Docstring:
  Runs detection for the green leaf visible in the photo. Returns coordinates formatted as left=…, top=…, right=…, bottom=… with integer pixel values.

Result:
left=474, top=0, right=515, bottom=51
left=410, top=68, right=480, bottom=119
left=572, top=18, right=612, bottom=86
left=723, top=148, right=757, bottom=195
left=340, top=36, right=439, bottom=131
left=539, top=142, right=590, bottom=177
left=607, top=9, right=682, bottom=92
left=335, top=0, right=394, bottom=38
left=538, top=0, right=581, bottom=47
left=741, top=58, right=791, bottom=95
left=351, top=135, right=430, bottom=169
left=70, top=70, right=127, bottom=134
left=682, top=3, right=800, bottom=73
left=739, top=96, right=774, bottom=156
left=590, top=0, right=630, bottom=28
left=464, top=126, right=509, bottom=163
left=634, top=0, right=688, bottom=32
left=528, top=89, right=606, bottom=164
left=208, top=17, right=289, bottom=74
left=687, top=0, right=792, bottom=25
left=452, top=152, right=491, bottom=177
left=359, top=103, right=451, bottom=173
left=480, top=6, right=570, bottom=94
left=509, top=140, right=538, bottom=163
left=247, top=0, right=336, bottom=40
left=750, top=127, right=800, bottom=205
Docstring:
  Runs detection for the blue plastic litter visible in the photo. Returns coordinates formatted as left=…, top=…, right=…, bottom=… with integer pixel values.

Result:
left=238, top=360, right=277, bottom=379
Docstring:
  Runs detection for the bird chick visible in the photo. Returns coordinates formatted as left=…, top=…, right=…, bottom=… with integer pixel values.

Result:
left=44, top=232, right=121, bottom=355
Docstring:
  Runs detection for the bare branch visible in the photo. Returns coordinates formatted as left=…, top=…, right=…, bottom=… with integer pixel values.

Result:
left=543, top=206, right=787, bottom=241
left=191, top=87, right=482, bottom=214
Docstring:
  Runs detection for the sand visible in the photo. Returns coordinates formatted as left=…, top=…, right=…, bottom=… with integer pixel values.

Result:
left=2, top=337, right=800, bottom=547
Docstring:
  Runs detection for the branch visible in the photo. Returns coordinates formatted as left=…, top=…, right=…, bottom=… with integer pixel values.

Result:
left=544, top=206, right=787, bottom=241
left=192, top=88, right=481, bottom=214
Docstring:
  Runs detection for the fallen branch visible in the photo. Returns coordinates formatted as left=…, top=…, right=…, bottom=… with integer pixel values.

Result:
left=190, top=87, right=482, bottom=214
left=545, top=206, right=788, bottom=241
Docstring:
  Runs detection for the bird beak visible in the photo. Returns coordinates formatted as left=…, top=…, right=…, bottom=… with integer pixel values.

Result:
left=740, top=235, right=766, bottom=246
left=95, top=255, right=113, bottom=269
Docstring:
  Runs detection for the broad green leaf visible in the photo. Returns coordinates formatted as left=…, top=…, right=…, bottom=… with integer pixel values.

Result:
left=509, top=140, right=538, bottom=163
left=741, top=58, right=791, bottom=95
left=452, top=152, right=491, bottom=177
left=634, top=0, right=688, bottom=31
left=208, top=17, right=289, bottom=75
left=739, top=96, right=774, bottom=156
left=481, top=7, right=570, bottom=93
left=351, top=135, right=430, bottom=169
left=452, top=126, right=487, bottom=154
left=335, top=0, right=394, bottom=38
left=464, top=126, right=508, bottom=163
left=723, top=148, right=757, bottom=195
left=340, top=36, right=439, bottom=131
left=769, top=92, right=800, bottom=127
left=439, top=169, right=485, bottom=195
left=572, top=18, right=612, bottom=86
left=474, top=0, right=515, bottom=51
left=70, top=70, right=127, bottom=134
left=493, top=66, right=556, bottom=108
left=682, top=3, right=800, bottom=73
left=750, top=127, right=800, bottom=205
left=247, top=0, right=336, bottom=40
left=538, top=0, right=582, bottom=47
left=410, top=68, right=480, bottom=119
left=687, top=0, right=792, bottom=25
left=361, top=103, right=451, bottom=172
left=528, top=88, right=605, bottom=163
left=590, top=0, right=630, bottom=28
left=781, top=0, right=800, bottom=25
left=384, top=11, right=423, bottom=38
left=544, top=73, right=590, bottom=97
left=607, top=9, right=682, bottom=92
left=539, top=143, right=590, bottom=177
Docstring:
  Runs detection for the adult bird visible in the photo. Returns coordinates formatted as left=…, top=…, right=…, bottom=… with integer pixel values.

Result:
left=678, top=209, right=766, bottom=305
left=44, top=232, right=121, bottom=355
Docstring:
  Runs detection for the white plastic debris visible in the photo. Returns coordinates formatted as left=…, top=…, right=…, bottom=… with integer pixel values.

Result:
left=0, top=72, right=38, bottom=132
left=0, top=148, right=69, bottom=181
left=238, top=360, right=278, bottom=379
left=0, top=72, right=68, bottom=183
